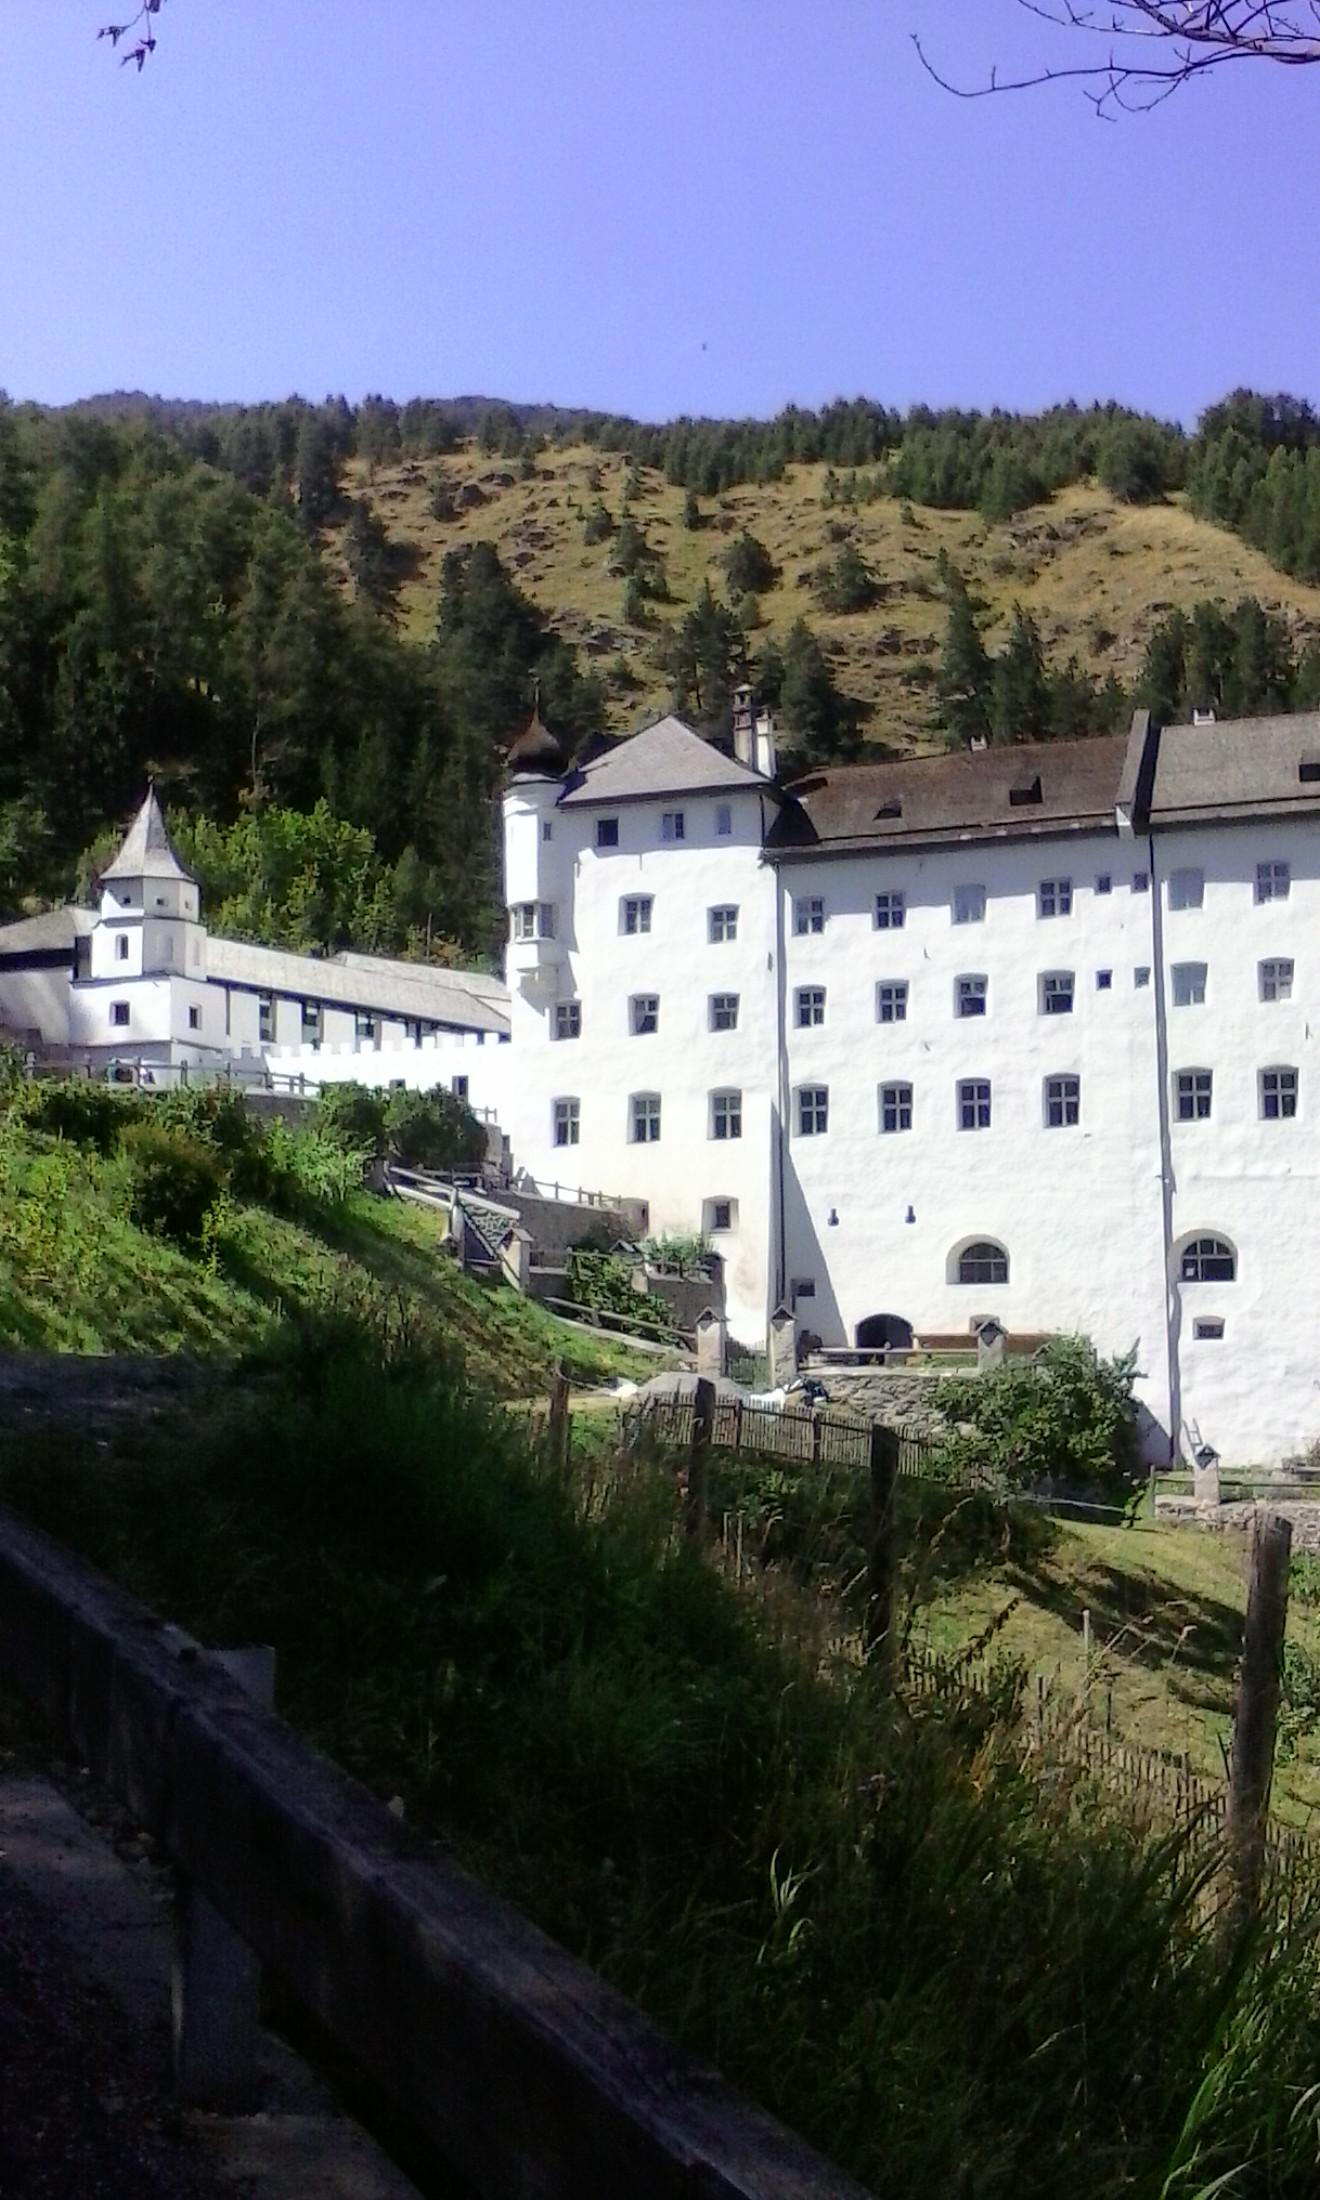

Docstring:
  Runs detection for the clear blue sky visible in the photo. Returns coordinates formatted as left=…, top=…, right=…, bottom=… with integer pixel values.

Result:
left=3, top=1, right=1315, bottom=424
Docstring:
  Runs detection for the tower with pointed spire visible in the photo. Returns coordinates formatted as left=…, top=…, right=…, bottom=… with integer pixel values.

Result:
left=89, top=785, right=207, bottom=983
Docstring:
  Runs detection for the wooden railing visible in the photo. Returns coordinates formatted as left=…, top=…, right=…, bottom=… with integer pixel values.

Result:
left=0, top=1504, right=868, bottom=2200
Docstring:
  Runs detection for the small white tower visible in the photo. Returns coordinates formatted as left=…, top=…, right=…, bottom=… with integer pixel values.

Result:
left=90, top=786, right=207, bottom=982
left=502, top=707, right=566, bottom=1008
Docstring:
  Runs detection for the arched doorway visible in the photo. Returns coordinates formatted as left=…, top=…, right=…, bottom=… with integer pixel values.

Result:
left=855, top=1313, right=913, bottom=1354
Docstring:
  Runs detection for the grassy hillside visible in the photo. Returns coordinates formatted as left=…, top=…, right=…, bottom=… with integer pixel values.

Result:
left=912, top=1510, right=1320, bottom=1830
left=334, top=442, right=1320, bottom=751
left=0, top=1111, right=645, bottom=1395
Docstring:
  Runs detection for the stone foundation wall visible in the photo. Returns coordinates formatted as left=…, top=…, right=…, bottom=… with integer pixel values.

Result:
left=820, top=1368, right=955, bottom=1438
left=1155, top=1496, right=1320, bottom=1550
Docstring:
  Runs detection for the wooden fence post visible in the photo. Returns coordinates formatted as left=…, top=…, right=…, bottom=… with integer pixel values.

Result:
left=1225, top=1509, right=1292, bottom=1935
left=546, top=1365, right=571, bottom=1478
left=172, top=1644, right=275, bottom=2108
left=685, top=1376, right=714, bottom=1541
left=864, top=1425, right=901, bottom=1674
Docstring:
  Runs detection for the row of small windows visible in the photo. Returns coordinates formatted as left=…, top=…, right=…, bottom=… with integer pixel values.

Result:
left=552, top=954, right=1301, bottom=1044
left=788, top=1235, right=1238, bottom=1301
left=787, top=1069, right=1301, bottom=1137
left=592, top=804, right=734, bottom=852
left=553, top=1091, right=742, bottom=1147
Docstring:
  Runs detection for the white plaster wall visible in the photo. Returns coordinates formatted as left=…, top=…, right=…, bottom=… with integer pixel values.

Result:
left=265, top=1030, right=515, bottom=1120
left=1154, top=820, right=1320, bottom=1465
left=777, top=835, right=1174, bottom=1454
left=499, top=782, right=778, bottom=1342
left=0, top=968, right=72, bottom=1046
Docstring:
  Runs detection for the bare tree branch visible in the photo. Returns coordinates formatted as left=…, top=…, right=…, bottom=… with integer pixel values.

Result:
left=915, top=0, right=1320, bottom=112
left=99, top=0, right=165, bottom=72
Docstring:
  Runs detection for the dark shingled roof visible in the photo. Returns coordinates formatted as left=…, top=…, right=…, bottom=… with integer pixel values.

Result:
left=1149, top=711, right=1320, bottom=823
left=100, top=787, right=198, bottom=885
left=767, top=734, right=1128, bottom=856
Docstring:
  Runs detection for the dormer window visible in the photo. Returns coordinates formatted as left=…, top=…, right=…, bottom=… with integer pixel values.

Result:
left=1009, top=776, right=1043, bottom=808
left=1300, top=757, right=1320, bottom=784
left=875, top=798, right=903, bottom=820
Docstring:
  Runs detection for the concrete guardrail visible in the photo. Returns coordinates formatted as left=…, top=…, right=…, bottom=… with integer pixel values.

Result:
left=0, top=1502, right=869, bottom=2200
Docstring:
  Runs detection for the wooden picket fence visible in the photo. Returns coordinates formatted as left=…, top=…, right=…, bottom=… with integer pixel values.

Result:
left=904, top=1646, right=1320, bottom=1868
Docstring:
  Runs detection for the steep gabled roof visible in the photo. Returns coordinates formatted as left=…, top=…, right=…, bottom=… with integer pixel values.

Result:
left=556, top=714, right=771, bottom=807
left=767, top=734, right=1127, bottom=856
left=100, top=787, right=199, bottom=886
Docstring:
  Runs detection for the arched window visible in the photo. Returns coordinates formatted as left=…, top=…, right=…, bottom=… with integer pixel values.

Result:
left=1179, top=1236, right=1236, bottom=1283
left=956, top=1240, right=1009, bottom=1286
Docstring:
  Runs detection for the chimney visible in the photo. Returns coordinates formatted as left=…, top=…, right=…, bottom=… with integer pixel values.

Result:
left=730, top=682, right=755, bottom=767
left=753, top=705, right=777, bottom=781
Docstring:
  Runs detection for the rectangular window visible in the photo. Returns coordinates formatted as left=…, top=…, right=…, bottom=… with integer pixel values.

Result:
left=789, top=1277, right=816, bottom=1307
left=953, top=883, right=987, bottom=925
left=1171, top=962, right=1207, bottom=1008
left=661, top=810, right=686, bottom=843
left=553, top=1097, right=580, bottom=1148
left=1044, top=1074, right=1080, bottom=1128
left=1133, top=871, right=1150, bottom=894
left=957, top=1078, right=992, bottom=1131
left=630, top=993, right=659, bottom=1036
left=553, top=1001, right=582, bottom=1040
left=1095, top=873, right=1112, bottom=895
left=631, top=1092, right=661, bottom=1143
left=794, top=896, right=825, bottom=935
left=258, top=995, right=274, bottom=1044
left=538, top=903, right=555, bottom=939
left=879, top=1081, right=912, bottom=1134
left=111, top=1001, right=130, bottom=1029
left=1096, top=970, right=1113, bottom=991
left=1135, top=966, right=1151, bottom=989
left=453, top=1075, right=469, bottom=1101
left=1260, top=958, right=1294, bottom=1003
left=1261, top=1066, right=1298, bottom=1120
left=1168, top=868, right=1204, bottom=911
left=711, top=1089, right=742, bottom=1141
left=705, top=1197, right=736, bottom=1233
left=188, top=1005, right=201, bottom=1032
left=1038, top=878, right=1073, bottom=918
left=708, top=904, right=738, bottom=943
left=511, top=902, right=537, bottom=941
left=596, top=818, right=619, bottom=849
left=621, top=895, right=653, bottom=935
left=876, top=980, right=908, bottom=1024
left=1040, top=972, right=1074, bottom=1016
left=956, top=974, right=987, bottom=1018
left=709, top=992, right=739, bottom=1032
left=714, top=803, right=732, bottom=838
left=541, top=821, right=552, bottom=842
left=874, top=891, right=905, bottom=930
left=355, top=1011, right=379, bottom=1042
left=797, top=1085, right=829, bottom=1136
left=1256, top=860, right=1290, bottom=904
left=115, top=934, right=129, bottom=961
left=1193, top=1317, right=1225, bottom=1341
left=302, top=1000, right=322, bottom=1043
left=1175, top=1069, right=1213, bottom=1121
left=796, top=986, right=826, bottom=1028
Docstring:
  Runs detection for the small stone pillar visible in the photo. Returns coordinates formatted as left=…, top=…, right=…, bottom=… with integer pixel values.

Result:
left=695, top=1307, right=727, bottom=1382
left=768, top=1302, right=797, bottom=1389
left=976, top=1317, right=1007, bottom=1373
left=1193, top=1442, right=1221, bottom=1509
left=501, top=1226, right=533, bottom=1294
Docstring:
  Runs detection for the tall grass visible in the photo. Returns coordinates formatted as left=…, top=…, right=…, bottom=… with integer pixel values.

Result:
left=6, top=1330, right=1320, bottom=2197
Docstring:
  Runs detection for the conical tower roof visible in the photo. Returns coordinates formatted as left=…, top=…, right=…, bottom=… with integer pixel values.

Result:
left=99, top=785, right=198, bottom=886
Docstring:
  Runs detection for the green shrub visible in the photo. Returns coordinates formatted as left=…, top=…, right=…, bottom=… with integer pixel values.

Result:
left=315, top=1082, right=388, bottom=1155
left=384, top=1086, right=486, bottom=1172
left=21, top=1078, right=143, bottom=1154
left=155, top=1085, right=270, bottom=1195
left=934, top=1336, right=1139, bottom=1497
left=120, top=1122, right=225, bottom=1249
left=263, top=1119, right=367, bottom=1211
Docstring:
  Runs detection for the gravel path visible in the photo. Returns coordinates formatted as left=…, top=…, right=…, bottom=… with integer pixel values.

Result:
left=0, top=1864, right=236, bottom=2200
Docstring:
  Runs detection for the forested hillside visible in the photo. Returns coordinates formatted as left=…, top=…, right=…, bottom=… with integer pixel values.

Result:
left=4, top=386, right=1320, bottom=964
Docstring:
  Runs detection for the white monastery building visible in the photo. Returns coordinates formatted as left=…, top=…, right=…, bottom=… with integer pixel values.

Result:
left=7, top=693, right=1320, bottom=1470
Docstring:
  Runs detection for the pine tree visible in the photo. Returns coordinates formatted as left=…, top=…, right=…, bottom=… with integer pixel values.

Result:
left=294, top=414, right=341, bottom=535
left=779, top=619, right=852, bottom=767
left=989, top=606, right=1051, bottom=743
left=1136, top=610, right=1188, bottom=725
left=936, top=562, right=992, bottom=746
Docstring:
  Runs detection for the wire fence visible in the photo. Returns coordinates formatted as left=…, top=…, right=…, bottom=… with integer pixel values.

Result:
left=626, top=1396, right=951, bottom=1477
